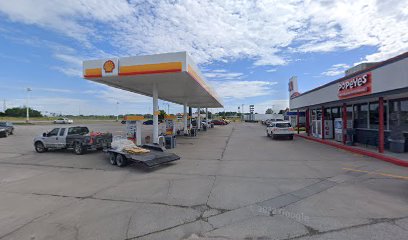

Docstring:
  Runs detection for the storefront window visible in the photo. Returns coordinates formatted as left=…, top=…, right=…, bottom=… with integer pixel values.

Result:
left=369, top=102, right=379, bottom=129
left=324, top=108, right=332, bottom=120
left=347, top=106, right=353, bottom=120
left=354, top=103, right=368, bottom=128
left=331, top=107, right=340, bottom=119
left=316, top=109, right=322, bottom=120
left=390, top=99, right=408, bottom=132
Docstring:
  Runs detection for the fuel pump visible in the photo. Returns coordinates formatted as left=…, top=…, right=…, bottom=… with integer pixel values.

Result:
left=165, top=115, right=176, bottom=136
left=124, top=115, right=144, bottom=146
left=164, top=115, right=176, bottom=148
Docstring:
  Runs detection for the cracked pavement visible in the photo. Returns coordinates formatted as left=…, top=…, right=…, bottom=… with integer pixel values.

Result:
left=0, top=122, right=407, bottom=239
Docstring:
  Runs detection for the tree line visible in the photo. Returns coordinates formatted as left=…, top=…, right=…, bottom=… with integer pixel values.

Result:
left=0, top=107, right=43, bottom=117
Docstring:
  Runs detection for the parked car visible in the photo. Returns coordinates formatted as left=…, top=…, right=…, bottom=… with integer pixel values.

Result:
left=143, top=119, right=162, bottom=125
left=266, top=121, right=295, bottom=140
left=33, top=126, right=112, bottom=155
left=0, top=122, right=14, bottom=137
left=211, top=120, right=226, bottom=125
left=53, top=118, right=73, bottom=124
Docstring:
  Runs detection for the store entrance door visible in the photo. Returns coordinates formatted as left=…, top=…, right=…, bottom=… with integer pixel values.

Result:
left=312, top=120, right=322, bottom=138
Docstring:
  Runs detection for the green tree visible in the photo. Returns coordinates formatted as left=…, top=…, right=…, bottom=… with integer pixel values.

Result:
left=265, top=108, right=273, bottom=114
left=158, top=110, right=166, bottom=120
left=5, top=107, right=42, bottom=117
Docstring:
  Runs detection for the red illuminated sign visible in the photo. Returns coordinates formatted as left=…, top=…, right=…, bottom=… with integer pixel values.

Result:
left=338, top=73, right=371, bottom=99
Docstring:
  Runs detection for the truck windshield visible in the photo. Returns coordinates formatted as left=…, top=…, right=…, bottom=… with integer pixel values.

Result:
left=67, top=127, right=89, bottom=135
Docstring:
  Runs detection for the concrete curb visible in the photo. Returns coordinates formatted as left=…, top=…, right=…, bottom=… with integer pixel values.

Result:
left=295, top=134, right=408, bottom=168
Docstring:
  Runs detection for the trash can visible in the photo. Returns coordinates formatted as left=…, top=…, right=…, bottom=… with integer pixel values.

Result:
left=346, top=129, right=355, bottom=146
left=389, top=138, right=405, bottom=153
left=165, top=135, right=176, bottom=149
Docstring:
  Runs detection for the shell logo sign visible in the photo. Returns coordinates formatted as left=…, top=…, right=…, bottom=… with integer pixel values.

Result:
left=103, top=60, right=115, bottom=73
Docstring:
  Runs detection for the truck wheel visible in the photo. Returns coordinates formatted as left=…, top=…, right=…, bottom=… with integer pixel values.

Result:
left=74, top=142, right=84, bottom=155
left=35, top=142, right=47, bottom=153
left=109, top=153, right=117, bottom=165
left=115, top=154, right=127, bottom=167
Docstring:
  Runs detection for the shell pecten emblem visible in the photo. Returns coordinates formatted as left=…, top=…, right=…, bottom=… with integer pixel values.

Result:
left=103, top=60, right=115, bottom=73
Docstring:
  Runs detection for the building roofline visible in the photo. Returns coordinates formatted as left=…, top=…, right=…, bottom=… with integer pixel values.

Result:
left=292, top=51, right=408, bottom=99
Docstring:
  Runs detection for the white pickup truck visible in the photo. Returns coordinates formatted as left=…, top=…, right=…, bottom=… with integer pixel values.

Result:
left=33, top=126, right=112, bottom=154
left=266, top=121, right=295, bottom=140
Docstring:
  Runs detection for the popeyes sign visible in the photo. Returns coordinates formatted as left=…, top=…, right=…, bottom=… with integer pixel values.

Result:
left=338, top=73, right=372, bottom=99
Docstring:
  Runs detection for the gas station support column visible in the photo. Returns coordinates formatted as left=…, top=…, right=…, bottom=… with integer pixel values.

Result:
left=206, top=108, right=209, bottom=125
left=152, top=83, right=159, bottom=144
left=197, top=107, right=201, bottom=130
left=183, top=103, right=188, bottom=135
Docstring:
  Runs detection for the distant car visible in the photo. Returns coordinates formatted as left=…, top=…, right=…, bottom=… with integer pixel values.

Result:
left=266, top=121, right=295, bottom=140
left=0, top=122, right=14, bottom=137
left=143, top=120, right=153, bottom=125
left=143, top=120, right=162, bottom=125
left=54, top=118, right=73, bottom=124
left=211, top=120, right=226, bottom=125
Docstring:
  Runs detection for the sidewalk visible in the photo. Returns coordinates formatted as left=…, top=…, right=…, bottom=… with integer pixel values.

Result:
left=295, top=133, right=408, bottom=167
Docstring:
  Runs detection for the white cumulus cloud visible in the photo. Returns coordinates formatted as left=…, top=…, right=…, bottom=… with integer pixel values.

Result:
left=211, top=80, right=277, bottom=99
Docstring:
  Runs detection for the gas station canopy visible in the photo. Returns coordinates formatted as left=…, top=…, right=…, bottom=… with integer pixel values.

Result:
left=83, top=52, right=223, bottom=108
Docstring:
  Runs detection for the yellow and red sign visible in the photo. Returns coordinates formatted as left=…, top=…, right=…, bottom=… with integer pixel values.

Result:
left=103, top=60, right=115, bottom=73
left=338, top=72, right=372, bottom=99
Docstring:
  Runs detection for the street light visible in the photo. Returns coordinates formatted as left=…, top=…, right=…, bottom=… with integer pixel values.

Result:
left=116, top=101, right=119, bottom=122
left=26, top=88, right=32, bottom=122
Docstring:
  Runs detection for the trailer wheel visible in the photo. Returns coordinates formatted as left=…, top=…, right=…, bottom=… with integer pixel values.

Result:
left=74, top=142, right=84, bottom=155
left=109, top=153, right=117, bottom=165
left=115, top=154, right=127, bottom=167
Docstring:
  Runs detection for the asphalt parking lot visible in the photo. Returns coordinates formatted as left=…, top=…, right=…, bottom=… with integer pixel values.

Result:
left=0, top=122, right=407, bottom=240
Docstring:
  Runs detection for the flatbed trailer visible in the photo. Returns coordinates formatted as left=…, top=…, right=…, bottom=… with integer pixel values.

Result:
left=104, top=144, right=180, bottom=168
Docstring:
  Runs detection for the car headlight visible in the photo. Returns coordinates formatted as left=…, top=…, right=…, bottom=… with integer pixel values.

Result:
left=0, top=128, right=5, bottom=131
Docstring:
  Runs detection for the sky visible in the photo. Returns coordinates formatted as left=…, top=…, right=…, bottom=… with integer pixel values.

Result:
left=0, top=0, right=407, bottom=115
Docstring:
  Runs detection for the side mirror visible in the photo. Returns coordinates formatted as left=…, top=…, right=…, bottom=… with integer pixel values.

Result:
left=43, top=133, right=47, bottom=137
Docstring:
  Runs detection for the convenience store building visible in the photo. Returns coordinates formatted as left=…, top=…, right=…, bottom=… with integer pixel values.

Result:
left=290, top=52, right=408, bottom=153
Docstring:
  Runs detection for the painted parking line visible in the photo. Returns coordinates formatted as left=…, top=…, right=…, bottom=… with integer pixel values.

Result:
left=342, top=167, right=408, bottom=180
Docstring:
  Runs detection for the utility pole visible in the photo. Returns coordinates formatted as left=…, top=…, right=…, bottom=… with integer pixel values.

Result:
left=116, top=101, right=119, bottom=121
left=26, top=88, right=32, bottom=122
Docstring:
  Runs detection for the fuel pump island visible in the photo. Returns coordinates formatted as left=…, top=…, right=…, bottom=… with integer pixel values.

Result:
left=83, top=52, right=223, bottom=168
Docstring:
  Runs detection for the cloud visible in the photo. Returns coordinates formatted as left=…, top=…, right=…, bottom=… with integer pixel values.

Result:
left=211, top=80, right=277, bottom=99
left=88, top=86, right=151, bottom=104
left=203, top=69, right=244, bottom=80
left=266, top=68, right=277, bottom=73
left=321, top=63, right=350, bottom=77
left=1, top=0, right=407, bottom=69
left=255, top=99, right=290, bottom=113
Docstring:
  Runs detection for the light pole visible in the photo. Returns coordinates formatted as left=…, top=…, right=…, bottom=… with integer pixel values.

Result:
left=26, top=88, right=32, bottom=122
left=164, top=103, right=170, bottom=115
left=116, top=101, right=119, bottom=121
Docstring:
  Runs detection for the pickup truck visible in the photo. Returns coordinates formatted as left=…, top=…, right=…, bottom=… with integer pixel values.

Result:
left=33, top=126, right=112, bottom=155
